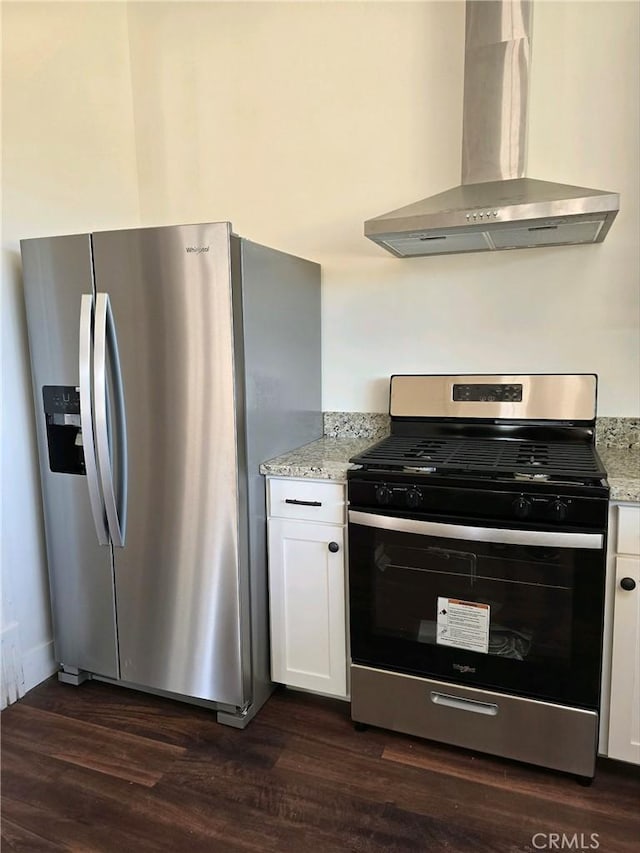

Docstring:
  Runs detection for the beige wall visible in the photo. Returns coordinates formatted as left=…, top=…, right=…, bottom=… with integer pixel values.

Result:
left=1, top=0, right=638, bottom=695
left=2, top=1, right=140, bottom=240
left=122, top=0, right=639, bottom=415
left=1, top=1, right=140, bottom=696
left=127, top=1, right=463, bottom=240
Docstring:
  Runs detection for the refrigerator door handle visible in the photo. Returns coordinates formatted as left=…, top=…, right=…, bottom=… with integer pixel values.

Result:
left=79, top=294, right=109, bottom=545
left=94, top=292, right=128, bottom=547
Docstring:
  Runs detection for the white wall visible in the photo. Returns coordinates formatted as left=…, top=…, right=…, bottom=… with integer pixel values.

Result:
left=125, top=0, right=639, bottom=415
left=2, top=0, right=638, bottom=697
left=1, top=1, right=140, bottom=699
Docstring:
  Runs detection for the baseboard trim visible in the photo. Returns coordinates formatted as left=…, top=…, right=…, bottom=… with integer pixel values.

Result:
left=22, top=639, right=57, bottom=693
left=1, top=621, right=24, bottom=708
left=1, top=627, right=57, bottom=708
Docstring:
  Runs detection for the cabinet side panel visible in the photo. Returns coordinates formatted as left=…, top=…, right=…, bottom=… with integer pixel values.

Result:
left=599, top=504, right=618, bottom=754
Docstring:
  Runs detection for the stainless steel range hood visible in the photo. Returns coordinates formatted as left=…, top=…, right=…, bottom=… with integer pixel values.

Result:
left=365, top=0, right=619, bottom=258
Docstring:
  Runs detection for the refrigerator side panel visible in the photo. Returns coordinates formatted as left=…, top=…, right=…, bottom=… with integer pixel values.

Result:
left=91, top=223, right=245, bottom=706
left=238, top=239, right=322, bottom=712
left=20, top=235, right=119, bottom=678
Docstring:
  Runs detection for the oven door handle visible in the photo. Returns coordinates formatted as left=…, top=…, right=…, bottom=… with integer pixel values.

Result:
left=348, top=511, right=603, bottom=550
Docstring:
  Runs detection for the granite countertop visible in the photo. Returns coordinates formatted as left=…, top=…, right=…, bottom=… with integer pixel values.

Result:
left=260, top=438, right=640, bottom=503
left=598, top=447, right=640, bottom=502
left=260, top=436, right=374, bottom=481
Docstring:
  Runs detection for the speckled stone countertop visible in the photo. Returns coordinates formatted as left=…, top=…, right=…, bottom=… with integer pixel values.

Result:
left=261, top=440, right=640, bottom=501
left=260, top=436, right=376, bottom=481
left=260, top=414, right=640, bottom=501
left=598, top=447, right=640, bottom=503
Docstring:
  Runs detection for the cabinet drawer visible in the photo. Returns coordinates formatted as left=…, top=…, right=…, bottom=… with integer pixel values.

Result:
left=617, top=506, right=640, bottom=556
left=268, top=478, right=345, bottom=524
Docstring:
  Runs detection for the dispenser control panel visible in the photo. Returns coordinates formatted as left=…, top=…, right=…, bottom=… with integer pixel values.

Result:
left=43, top=385, right=81, bottom=425
left=42, top=385, right=85, bottom=474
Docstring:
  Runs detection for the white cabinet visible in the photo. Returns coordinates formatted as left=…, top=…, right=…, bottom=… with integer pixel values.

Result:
left=607, top=504, right=640, bottom=764
left=266, top=477, right=348, bottom=698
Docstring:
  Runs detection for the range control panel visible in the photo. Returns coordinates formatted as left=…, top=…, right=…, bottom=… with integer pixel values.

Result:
left=348, top=474, right=608, bottom=530
left=452, top=383, right=523, bottom=403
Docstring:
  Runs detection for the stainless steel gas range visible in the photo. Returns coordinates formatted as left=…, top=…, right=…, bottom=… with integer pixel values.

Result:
left=347, top=374, right=609, bottom=781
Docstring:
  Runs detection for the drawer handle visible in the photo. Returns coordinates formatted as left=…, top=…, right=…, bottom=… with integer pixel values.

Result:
left=328, top=541, right=340, bottom=553
left=285, top=499, right=322, bottom=507
left=430, top=691, right=498, bottom=716
left=620, top=577, right=637, bottom=591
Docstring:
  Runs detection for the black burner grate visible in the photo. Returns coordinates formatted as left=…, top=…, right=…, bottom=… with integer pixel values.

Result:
left=351, top=435, right=605, bottom=479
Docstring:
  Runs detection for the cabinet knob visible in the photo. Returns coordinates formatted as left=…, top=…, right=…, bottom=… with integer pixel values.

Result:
left=620, top=577, right=637, bottom=591
left=328, top=541, right=340, bottom=553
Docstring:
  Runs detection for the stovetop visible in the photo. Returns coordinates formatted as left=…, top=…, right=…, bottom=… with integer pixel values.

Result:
left=347, top=375, right=609, bottom=526
left=349, top=433, right=607, bottom=484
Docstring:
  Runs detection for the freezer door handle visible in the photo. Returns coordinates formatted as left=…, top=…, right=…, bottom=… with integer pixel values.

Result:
left=79, top=294, right=109, bottom=545
left=94, top=292, right=128, bottom=547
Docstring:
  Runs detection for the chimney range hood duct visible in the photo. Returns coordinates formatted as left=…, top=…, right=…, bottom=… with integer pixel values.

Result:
left=364, top=0, right=619, bottom=258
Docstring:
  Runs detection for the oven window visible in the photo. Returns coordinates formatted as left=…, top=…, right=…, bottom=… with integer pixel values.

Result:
left=373, top=541, right=573, bottom=664
left=349, top=521, right=605, bottom=708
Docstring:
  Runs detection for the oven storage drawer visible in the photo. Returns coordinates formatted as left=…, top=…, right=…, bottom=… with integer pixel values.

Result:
left=268, top=478, right=345, bottom=524
left=351, top=664, right=599, bottom=778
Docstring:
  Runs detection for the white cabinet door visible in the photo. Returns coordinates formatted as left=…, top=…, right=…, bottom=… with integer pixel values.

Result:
left=268, top=517, right=346, bottom=698
left=608, top=553, right=640, bottom=764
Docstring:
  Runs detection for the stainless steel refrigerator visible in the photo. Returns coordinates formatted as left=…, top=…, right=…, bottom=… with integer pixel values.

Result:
left=21, top=221, right=321, bottom=727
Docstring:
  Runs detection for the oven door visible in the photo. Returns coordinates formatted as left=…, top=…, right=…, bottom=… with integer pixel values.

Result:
left=348, top=510, right=606, bottom=709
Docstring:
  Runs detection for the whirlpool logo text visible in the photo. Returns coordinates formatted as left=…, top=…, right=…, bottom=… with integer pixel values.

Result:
left=452, top=663, right=476, bottom=674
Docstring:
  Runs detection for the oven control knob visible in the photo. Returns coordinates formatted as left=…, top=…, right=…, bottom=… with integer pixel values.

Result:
left=406, top=488, right=422, bottom=508
left=513, top=496, right=531, bottom=519
left=375, top=485, right=393, bottom=505
left=551, top=499, right=569, bottom=521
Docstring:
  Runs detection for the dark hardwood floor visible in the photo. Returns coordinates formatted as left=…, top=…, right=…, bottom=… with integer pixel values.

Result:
left=2, top=678, right=639, bottom=852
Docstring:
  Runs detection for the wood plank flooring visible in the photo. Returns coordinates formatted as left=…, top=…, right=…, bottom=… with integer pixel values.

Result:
left=2, top=678, right=639, bottom=852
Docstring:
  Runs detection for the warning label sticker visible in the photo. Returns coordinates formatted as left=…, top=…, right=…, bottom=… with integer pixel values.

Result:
left=436, top=597, right=490, bottom=654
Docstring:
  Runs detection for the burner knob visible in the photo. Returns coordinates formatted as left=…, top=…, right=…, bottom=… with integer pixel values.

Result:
left=513, top=496, right=532, bottom=519
left=551, top=499, right=569, bottom=521
left=375, top=485, right=393, bottom=506
left=406, top=488, right=422, bottom=509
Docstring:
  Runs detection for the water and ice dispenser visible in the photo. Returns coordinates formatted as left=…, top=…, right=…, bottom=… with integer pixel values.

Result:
left=43, top=385, right=85, bottom=475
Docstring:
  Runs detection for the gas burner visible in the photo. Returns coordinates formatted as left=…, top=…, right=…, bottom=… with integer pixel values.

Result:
left=515, top=443, right=550, bottom=467
left=514, top=472, right=550, bottom=481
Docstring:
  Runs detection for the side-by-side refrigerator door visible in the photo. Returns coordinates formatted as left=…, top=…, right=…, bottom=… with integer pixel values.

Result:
left=90, top=223, right=247, bottom=706
left=21, top=234, right=119, bottom=678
